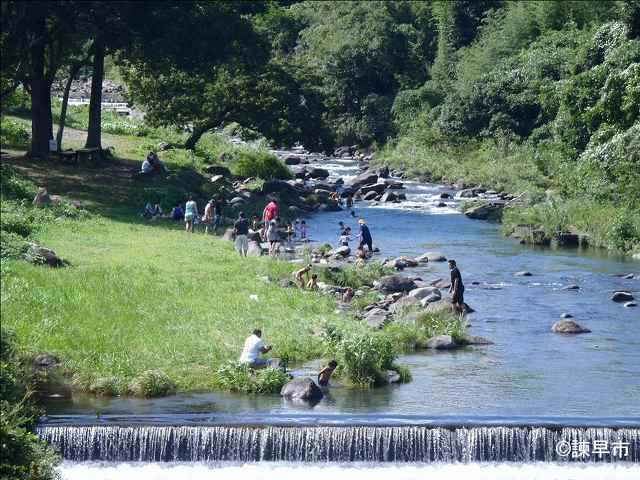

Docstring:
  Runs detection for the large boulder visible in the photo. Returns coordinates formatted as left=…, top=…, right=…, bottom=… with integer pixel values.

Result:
left=329, top=246, right=350, bottom=258
left=380, top=191, right=398, bottom=202
left=384, top=179, right=404, bottom=189
left=24, top=243, right=67, bottom=267
left=611, top=291, right=634, bottom=302
left=464, top=202, right=503, bottom=221
left=425, top=335, right=459, bottom=350
left=363, top=191, right=379, bottom=201
left=455, top=335, right=494, bottom=346
left=376, top=275, right=418, bottom=294
left=262, top=179, right=299, bottom=195
left=418, top=252, right=447, bottom=262
left=365, top=308, right=389, bottom=328
left=280, top=377, right=324, bottom=402
left=420, top=294, right=443, bottom=306
left=378, top=166, right=390, bottom=178
left=551, top=320, right=591, bottom=334
left=360, top=183, right=386, bottom=196
left=408, top=287, right=441, bottom=300
left=348, top=171, right=378, bottom=191
left=284, top=155, right=302, bottom=165
left=390, top=295, right=420, bottom=314
left=308, top=167, right=330, bottom=179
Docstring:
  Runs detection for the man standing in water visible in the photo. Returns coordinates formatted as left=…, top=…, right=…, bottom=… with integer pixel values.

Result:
left=358, top=218, right=373, bottom=254
left=239, top=329, right=272, bottom=368
left=448, top=259, right=465, bottom=314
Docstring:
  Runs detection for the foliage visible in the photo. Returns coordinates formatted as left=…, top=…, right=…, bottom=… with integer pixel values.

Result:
left=0, top=117, right=30, bottom=150
left=231, top=149, right=292, bottom=180
left=128, top=370, right=176, bottom=398
left=0, top=328, right=60, bottom=480
left=329, top=332, right=396, bottom=387
left=318, top=262, right=392, bottom=289
left=213, top=363, right=289, bottom=394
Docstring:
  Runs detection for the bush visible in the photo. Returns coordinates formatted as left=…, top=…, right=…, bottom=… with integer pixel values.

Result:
left=128, top=370, right=176, bottom=397
left=0, top=117, right=30, bottom=150
left=88, top=377, right=121, bottom=396
left=330, top=332, right=396, bottom=387
left=319, top=262, right=392, bottom=289
left=0, top=164, right=37, bottom=201
left=231, top=149, right=292, bottom=180
left=213, top=362, right=289, bottom=394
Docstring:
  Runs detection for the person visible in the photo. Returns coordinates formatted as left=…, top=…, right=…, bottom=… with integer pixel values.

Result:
left=142, top=201, right=162, bottom=220
left=299, top=220, right=308, bottom=240
left=294, top=219, right=303, bottom=239
left=448, top=259, right=465, bottom=314
left=184, top=196, right=198, bottom=233
left=358, top=218, right=373, bottom=253
left=251, top=216, right=262, bottom=232
left=140, top=156, right=154, bottom=175
left=203, top=199, right=215, bottom=234
left=346, top=194, right=353, bottom=209
left=355, top=246, right=367, bottom=266
left=294, top=264, right=312, bottom=287
left=267, top=218, right=279, bottom=257
left=212, top=199, right=223, bottom=234
left=262, top=200, right=279, bottom=236
left=338, top=221, right=345, bottom=233
left=342, top=287, right=354, bottom=303
left=338, top=227, right=351, bottom=247
left=306, top=273, right=318, bottom=290
left=239, top=329, right=272, bottom=368
left=170, top=203, right=184, bottom=221
left=317, top=360, right=338, bottom=387
left=234, top=212, right=250, bottom=256
left=285, top=222, right=294, bottom=243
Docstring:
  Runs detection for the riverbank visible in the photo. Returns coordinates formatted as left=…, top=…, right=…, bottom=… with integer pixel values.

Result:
left=376, top=139, right=640, bottom=257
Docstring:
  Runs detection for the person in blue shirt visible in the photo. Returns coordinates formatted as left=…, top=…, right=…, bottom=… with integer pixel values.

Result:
left=358, top=218, right=373, bottom=254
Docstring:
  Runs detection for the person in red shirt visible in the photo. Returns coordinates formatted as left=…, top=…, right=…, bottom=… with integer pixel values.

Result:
left=262, top=200, right=279, bottom=236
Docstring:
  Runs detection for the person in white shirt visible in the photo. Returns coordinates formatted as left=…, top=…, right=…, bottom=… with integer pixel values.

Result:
left=239, top=329, right=272, bottom=368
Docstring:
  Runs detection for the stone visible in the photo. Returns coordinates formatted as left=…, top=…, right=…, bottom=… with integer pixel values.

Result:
left=363, top=191, right=379, bottom=201
left=32, top=353, right=60, bottom=370
left=624, top=301, right=637, bottom=308
left=360, top=183, right=386, bottom=196
left=247, top=241, right=262, bottom=257
left=280, top=377, right=323, bottom=402
left=222, top=228, right=235, bottom=241
left=229, top=196, right=245, bottom=205
left=408, top=287, right=441, bottom=300
left=552, top=320, right=591, bottom=334
left=376, top=275, right=418, bottom=294
left=329, top=246, right=351, bottom=258
left=279, top=279, right=297, bottom=288
left=455, top=335, right=493, bottom=346
left=380, top=191, right=398, bottom=202
left=560, top=313, right=574, bottom=319
left=440, top=192, right=452, bottom=199
left=284, top=155, right=302, bottom=165
left=24, top=244, right=67, bottom=267
left=204, top=165, right=232, bottom=177
left=384, top=179, right=404, bottom=189
left=378, top=166, right=390, bottom=178
left=389, top=295, right=419, bottom=314
left=464, top=202, right=503, bottom=221
left=365, top=308, right=389, bottom=329
left=623, top=273, right=635, bottom=280
left=33, top=187, right=51, bottom=207
left=422, top=252, right=447, bottom=262
left=262, top=179, right=299, bottom=194
left=562, top=285, right=580, bottom=291
left=436, top=202, right=447, bottom=208
left=514, top=271, right=532, bottom=277
left=385, top=370, right=401, bottom=384
left=611, top=291, right=634, bottom=302
left=308, top=167, right=330, bottom=179
left=210, top=174, right=228, bottom=188
left=420, top=294, right=442, bottom=306
left=425, top=335, right=459, bottom=349
left=397, top=193, right=407, bottom=200
left=459, top=187, right=486, bottom=198
left=348, top=172, right=378, bottom=191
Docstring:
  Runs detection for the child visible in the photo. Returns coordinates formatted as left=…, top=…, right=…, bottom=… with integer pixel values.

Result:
left=294, top=264, right=312, bottom=287
left=294, top=218, right=303, bottom=238
left=300, top=220, right=308, bottom=240
left=338, top=227, right=351, bottom=247
left=317, top=360, right=338, bottom=387
left=267, top=218, right=279, bottom=256
left=286, top=222, right=294, bottom=242
left=306, top=273, right=318, bottom=290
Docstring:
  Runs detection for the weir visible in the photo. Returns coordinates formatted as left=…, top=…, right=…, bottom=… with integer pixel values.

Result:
left=37, top=415, right=640, bottom=463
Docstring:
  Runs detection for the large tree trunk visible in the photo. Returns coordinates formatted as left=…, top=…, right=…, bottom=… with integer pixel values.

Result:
left=184, top=120, right=218, bottom=150
left=85, top=39, right=104, bottom=149
left=29, top=17, right=51, bottom=160
left=56, top=63, right=82, bottom=151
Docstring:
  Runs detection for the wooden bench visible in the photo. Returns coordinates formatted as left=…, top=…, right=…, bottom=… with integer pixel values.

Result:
left=58, top=150, right=78, bottom=164
left=76, top=147, right=101, bottom=165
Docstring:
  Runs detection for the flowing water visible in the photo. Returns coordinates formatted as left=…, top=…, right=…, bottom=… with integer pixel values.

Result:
left=38, top=154, right=640, bottom=476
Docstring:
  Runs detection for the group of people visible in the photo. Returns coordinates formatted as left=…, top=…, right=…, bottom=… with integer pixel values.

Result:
left=239, top=329, right=337, bottom=387
left=335, top=218, right=373, bottom=260
left=293, top=264, right=318, bottom=290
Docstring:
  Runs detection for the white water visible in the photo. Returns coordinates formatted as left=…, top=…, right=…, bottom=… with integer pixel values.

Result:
left=58, top=461, right=640, bottom=480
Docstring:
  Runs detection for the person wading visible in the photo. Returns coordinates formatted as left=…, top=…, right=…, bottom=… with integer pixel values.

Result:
left=448, top=259, right=465, bottom=314
left=358, top=218, right=373, bottom=254
left=234, top=212, right=250, bottom=257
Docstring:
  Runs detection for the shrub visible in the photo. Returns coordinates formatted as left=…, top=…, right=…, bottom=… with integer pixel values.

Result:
left=331, top=332, right=396, bottom=387
left=88, top=377, right=121, bottom=396
left=319, top=262, right=392, bottom=289
left=0, top=164, right=37, bottom=201
left=608, top=208, right=640, bottom=252
left=231, top=149, right=292, bottom=180
left=0, top=117, right=30, bottom=150
left=128, top=370, right=176, bottom=397
left=213, top=362, right=289, bottom=394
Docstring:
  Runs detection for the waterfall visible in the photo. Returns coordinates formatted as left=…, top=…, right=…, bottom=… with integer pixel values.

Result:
left=37, top=423, right=640, bottom=462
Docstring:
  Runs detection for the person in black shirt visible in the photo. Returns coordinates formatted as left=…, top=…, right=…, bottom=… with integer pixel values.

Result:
left=358, top=218, right=373, bottom=254
left=234, top=212, right=250, bottom=256
left=448, top=259, right=465, bottom=313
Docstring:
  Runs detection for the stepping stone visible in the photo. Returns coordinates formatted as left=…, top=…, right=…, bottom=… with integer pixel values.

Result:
left=611, top=291, right=634, bottom=302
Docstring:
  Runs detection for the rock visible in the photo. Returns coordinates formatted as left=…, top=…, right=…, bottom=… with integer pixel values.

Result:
left=385, top=370, right=401, bottom=384
left=560, top=313, right=574, bottom=319
left=363, top=191, right=379, bottom=201
left=280, top=377, right=323, bottom=402
left=562, top=285, right=580, bottom=291
left=329, top=246, right=350, bottom=258
left=279, top=279, right=297, bottom=288
left=284, top=155, right=302, bottom=165
left=348, top=172, right=378, bottom=191
left=378, top=166, right=390, bottom=178
left=222, top=228, right=235, bottom=241
left=229, top=196, right=245, bottom=205
left=464, top=202, right=503, bottom=221
left=308, top=167, right=330, bottom=179
left=459, top=187, right=486, bottom=198
left=455, top=335, right=493, bottom=346
left=380, top=191, right=398, bottom=202
left=32, top=353, right=60, bottom=370
left=209, top=174, right=228, bottom=188
left=384, top=179, right=404, bottom=189
left=623, top=273, right=635, bottom=280
left=385, top=258, right=407, bottom=270
left=436, top=202, right=447, bottom=208
left=408, top=287, right=441, bottom=300
left=440, top=192, right=452, bottom=199
left=262, top=179, right=299, bottom=194
left=514, top=271, right=532, bottom=277
left=424, top=302, right=455, bottom=315
left=365, top=308, right=389, bottom=329
left=420, top=294, right=442, bottom=306
left=397, top=193, right=407, bottom=200
left=430, top=278, right=451, bottom=289
left=33, top=187, right=51, bottom=207
left=552, top=320, right=591, bottom=334
left=376, top=275, right=418, bottom=294
left=24, top=244, right=67, bottom=267
left=611, top=291, right=634, bottom=302
left=204, top=165, right=232, bottom=177
left=425, top=335, right=459, bottom=349
left=360, top=183, right=386, bottom=196
left=247, top=241, right=263, bottom=257
left=421, top=252, right=447, bottom=262
left=624, top=301, right=638, bottom=308
left=389, top=295, right=419, bottom=314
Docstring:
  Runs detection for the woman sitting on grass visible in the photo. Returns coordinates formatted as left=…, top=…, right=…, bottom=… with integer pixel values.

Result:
left=142, top=201, right=162, bottom=220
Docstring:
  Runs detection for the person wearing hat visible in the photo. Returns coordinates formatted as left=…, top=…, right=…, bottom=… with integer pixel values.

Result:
left=448, top=259, right=465, bottom=313
left=358, top=218, right=373, bottom=254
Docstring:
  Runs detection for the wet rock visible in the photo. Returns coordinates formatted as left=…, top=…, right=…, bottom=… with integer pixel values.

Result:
left=464, top=202, right=503, bottom=221
left=552, top=320, right=591, bottom=334
left=329, top=246, right=350, bottom=258
left=562, top=285, right=580, bottom=291
left=459, top=187, right=486, bottom=198
left=397, top=193, right=407, bottom=200
left=440, top=192, right=452, bottom=199
left=436, top=202, right=447, bottom=208
left=624, top=301, right=638, bottom=308
left=455, top=335, right=493, bottom=346
left=284, top=155, right=302, bottom=165
left=560, top=313, right=574, bottom=319
left=380, top=191, right=398, bottom=202
left=611, top=291, right=634, bottom=302
left=360, top=183, right=387, bottom=196
left=420, top=294, right=443, bottom=306
left=408, top=287, right=441, bottom=300
left=308, top=167, right=330, bottom=179
left=262, top=179, right=299, bottom=195
left=365, top=308, right=389, bottom=329
left=378, top=166, right=390, bottom=178
left=514, top=271, right=532, bottom=277
left=384, top=179, right=404, bottom=189
left=623, top=273, right=635, bottom=279
left=420, top=252, right=447, bottom=262
left=425, top=335, right=459, bottom=349
left=363, top=191, right=379, bottom=201
left=281, top=377, right=323, bottom=402
left=385, top=370, right=401, bottom=384
left=389, top=295, right=419, bottom=314
left=376, top=275, right=417, bottom=294
left=348, top=172, right=378, bottom=191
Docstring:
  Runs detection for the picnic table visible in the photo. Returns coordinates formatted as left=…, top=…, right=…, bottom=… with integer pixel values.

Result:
left=56, top=147, right=102, bottom=165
